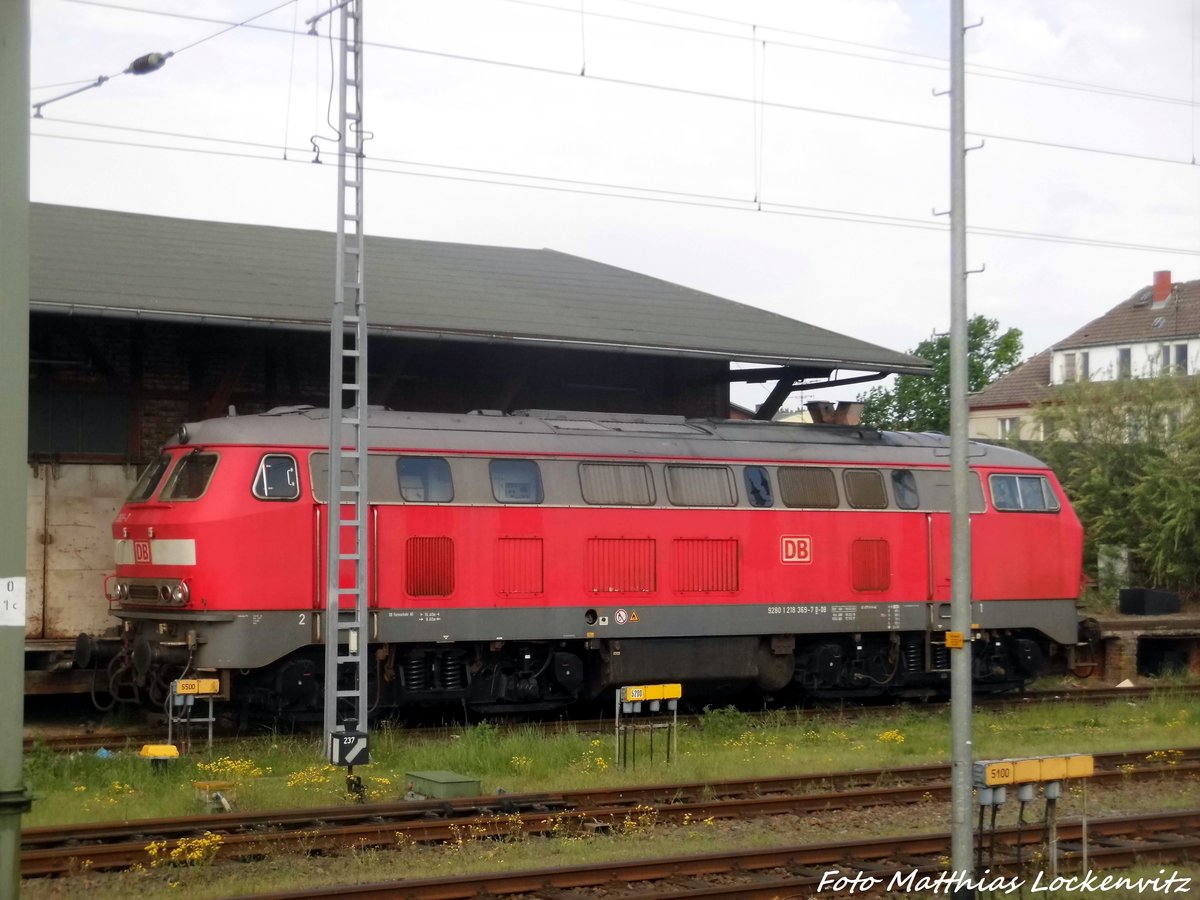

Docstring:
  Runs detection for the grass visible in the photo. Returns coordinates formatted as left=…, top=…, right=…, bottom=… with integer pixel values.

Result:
left=18, top=690, right=1200, bottom=899
left=21, top=688, right=1200, bottom=828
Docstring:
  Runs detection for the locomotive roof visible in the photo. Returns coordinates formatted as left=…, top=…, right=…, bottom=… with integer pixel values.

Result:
left=31, top=204, right=930, bottom=376
left=170, top=407, right=1049, bottom=469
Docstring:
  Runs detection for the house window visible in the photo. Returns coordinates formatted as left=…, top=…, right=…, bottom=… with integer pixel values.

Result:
left=998, top=418, right=1021, bottom=440
left=1063, top=354, right=1077, bottom=383
left=1118, top=348, right=1132, bottom=380
left=1080, top=352, right=1090, bottom=380
left=1175, top=344, right=1189, bottom=375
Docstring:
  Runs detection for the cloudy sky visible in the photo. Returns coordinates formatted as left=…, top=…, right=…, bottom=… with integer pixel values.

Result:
left=27, top=0, right=1200, bottom=408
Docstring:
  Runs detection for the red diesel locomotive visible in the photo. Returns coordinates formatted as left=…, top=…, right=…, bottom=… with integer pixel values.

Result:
left=77, top=406, right=1084, bottom=717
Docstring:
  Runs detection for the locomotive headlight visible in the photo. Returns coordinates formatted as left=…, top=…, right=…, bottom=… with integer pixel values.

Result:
left=171, top=582, right=190, bottom=604
left=113, top=582, right=129, bottom=602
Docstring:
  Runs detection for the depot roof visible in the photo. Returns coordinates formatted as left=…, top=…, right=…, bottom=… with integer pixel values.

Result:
left=31, top=204, right=930, bottom=376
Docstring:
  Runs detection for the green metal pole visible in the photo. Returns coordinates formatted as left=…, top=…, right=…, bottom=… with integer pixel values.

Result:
left=0, top=1, right=34, bottom=896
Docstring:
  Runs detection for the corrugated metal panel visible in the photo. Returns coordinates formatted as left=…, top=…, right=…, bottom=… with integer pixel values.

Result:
left=495, top=538, right=543, bottom=595
left=851, top=539, right=890, bottom=592
left=30, top=204, right=932, bottom=375
left=674, top=539, right=738, bottom=592
left=587, top=538, right=655, bottom=593
left=406, top=536, right=454, bottom=597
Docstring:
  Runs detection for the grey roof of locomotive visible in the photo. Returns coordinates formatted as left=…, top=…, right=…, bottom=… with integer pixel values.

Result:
left=169, top=406, right=1049, bottom=470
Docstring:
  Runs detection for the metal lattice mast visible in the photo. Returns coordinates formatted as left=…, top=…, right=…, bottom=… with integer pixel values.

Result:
left=319, top=0, right=369, bottom=763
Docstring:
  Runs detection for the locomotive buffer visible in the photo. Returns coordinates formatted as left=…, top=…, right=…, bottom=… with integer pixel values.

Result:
left=312, top=0, right=371, bottom=772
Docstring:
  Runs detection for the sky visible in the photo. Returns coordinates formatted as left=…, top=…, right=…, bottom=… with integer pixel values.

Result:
left=26, top=0, right=1200, bottom=409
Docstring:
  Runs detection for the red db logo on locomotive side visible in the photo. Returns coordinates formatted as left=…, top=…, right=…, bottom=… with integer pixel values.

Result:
left=133, top=540, right=152, bottom=564
left=780, top=535, right=812, bottom=565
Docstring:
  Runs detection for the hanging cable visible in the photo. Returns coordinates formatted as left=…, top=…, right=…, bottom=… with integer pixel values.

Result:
left=32, top=0, right=299, bottom=117
left=282, top=0, right=301, bottom=159
left=579, top=0, right=587, bottom=76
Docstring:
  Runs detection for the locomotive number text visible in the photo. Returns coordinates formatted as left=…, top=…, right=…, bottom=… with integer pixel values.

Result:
left=766, top=604, right=828, bottom=615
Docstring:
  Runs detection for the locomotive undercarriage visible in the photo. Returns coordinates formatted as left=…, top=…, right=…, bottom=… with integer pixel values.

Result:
left=794, top=630, right=1047, bottom=699
left=82, top=628, right=1053, bottom=721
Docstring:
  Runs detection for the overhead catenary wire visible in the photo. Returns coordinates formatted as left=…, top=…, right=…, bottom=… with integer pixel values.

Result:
left=29, top=126, right=1200, bottom=258
left=55, top=0, right=1200, bottom=111
left=45, top=0, right=1200, bottom=171
left=497, top=0, right=1200, bottom=109
left=31, top=0, right=299, bottom=115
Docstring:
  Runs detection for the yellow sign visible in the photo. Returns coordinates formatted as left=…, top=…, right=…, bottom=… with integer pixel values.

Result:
left=620, top=683, right=682, bottom=703
left=944, top=631, right=964, bottom=649
left=979, top=761, right=1014, bottom=786
left=630, top=611, right=640, bottom=622
left=174, top=678, right=221, bottom=695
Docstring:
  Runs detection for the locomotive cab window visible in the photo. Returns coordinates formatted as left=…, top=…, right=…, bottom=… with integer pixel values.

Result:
left=160, top=452, right=219, bottom=501
left=989, top=474, right=1060, bottom=512
left=743, top=466, right=773, bottom=507
left=398, top=457, right=454, bottom=503
left=579, top=462, right=653, bottom=506
left=778, top=467, right=839, bottom=509
left=844, top=469, right=887, bottom=509
left=252, top=455, right=299, bottom=500
left=891, top=470, right=920, bottom=510
left=664, top=465, right=736, bottom=507
left=490, top=459, right=543, bottom=503
left=128, top=454, right=172, bottom=503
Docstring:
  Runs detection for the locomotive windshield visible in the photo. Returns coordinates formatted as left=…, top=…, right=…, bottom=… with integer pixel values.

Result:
left=160, top=452, right=219, bottom=501
left=127, top=454, right=172, bottom=503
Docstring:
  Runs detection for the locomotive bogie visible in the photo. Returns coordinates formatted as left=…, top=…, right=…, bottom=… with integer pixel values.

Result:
left=81, top=407, right=1085, bottom=717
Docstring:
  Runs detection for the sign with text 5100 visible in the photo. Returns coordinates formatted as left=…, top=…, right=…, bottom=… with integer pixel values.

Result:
left=780, top=536, right=813, bottom=565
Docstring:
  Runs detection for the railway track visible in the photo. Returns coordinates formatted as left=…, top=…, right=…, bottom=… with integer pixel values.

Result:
left=23, top=682, right=1200, bottom=754
left=242, top=808, right=1200, bottom=899
left=23, top=745, right=1200, bottom=878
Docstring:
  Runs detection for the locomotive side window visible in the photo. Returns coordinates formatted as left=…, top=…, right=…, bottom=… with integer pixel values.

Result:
left=743, top=466, right=773, bottom=507
left=490, top=459, right=544, bottom=503
left=160, top=452, right=219, bottom=501
left=778, top=467, right=838, bottom=509
left=989, top=474, right=1060, bottom=512
left=398, top=457, right=454, bottom=503
left=664, top=465, right=736, bottom=507
left=128, top=454, right=172, bottom=502
left=579, top=462, right=654, bottom=506
left=844, top=469, right=887, bottom=509
left=252, top=454, right=299, bottom=500
left=891, top=470, right=920, bottom=510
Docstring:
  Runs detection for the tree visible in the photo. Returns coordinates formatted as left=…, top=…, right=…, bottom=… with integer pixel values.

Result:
left=1037, top=375, right=1200, bottom=602
left=857, top=316, right=1023, bottom=432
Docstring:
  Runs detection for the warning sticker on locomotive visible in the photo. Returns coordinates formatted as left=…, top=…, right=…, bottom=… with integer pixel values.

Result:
left=780, top=535, right=812, bottom=564
left=1, top=577, right=26, bottom=627
left=629, top=611, right=640, bottom=622
left=614, top=608, right=628, bottom=625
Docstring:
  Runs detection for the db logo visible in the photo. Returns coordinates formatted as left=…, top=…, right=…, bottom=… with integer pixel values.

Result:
left=133, top=540, right=152, bottom=564
left=780, top=535, right=812, bottom=565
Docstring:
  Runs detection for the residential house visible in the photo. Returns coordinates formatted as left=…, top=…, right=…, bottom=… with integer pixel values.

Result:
left=969, top=272, right=1200, bottom=440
